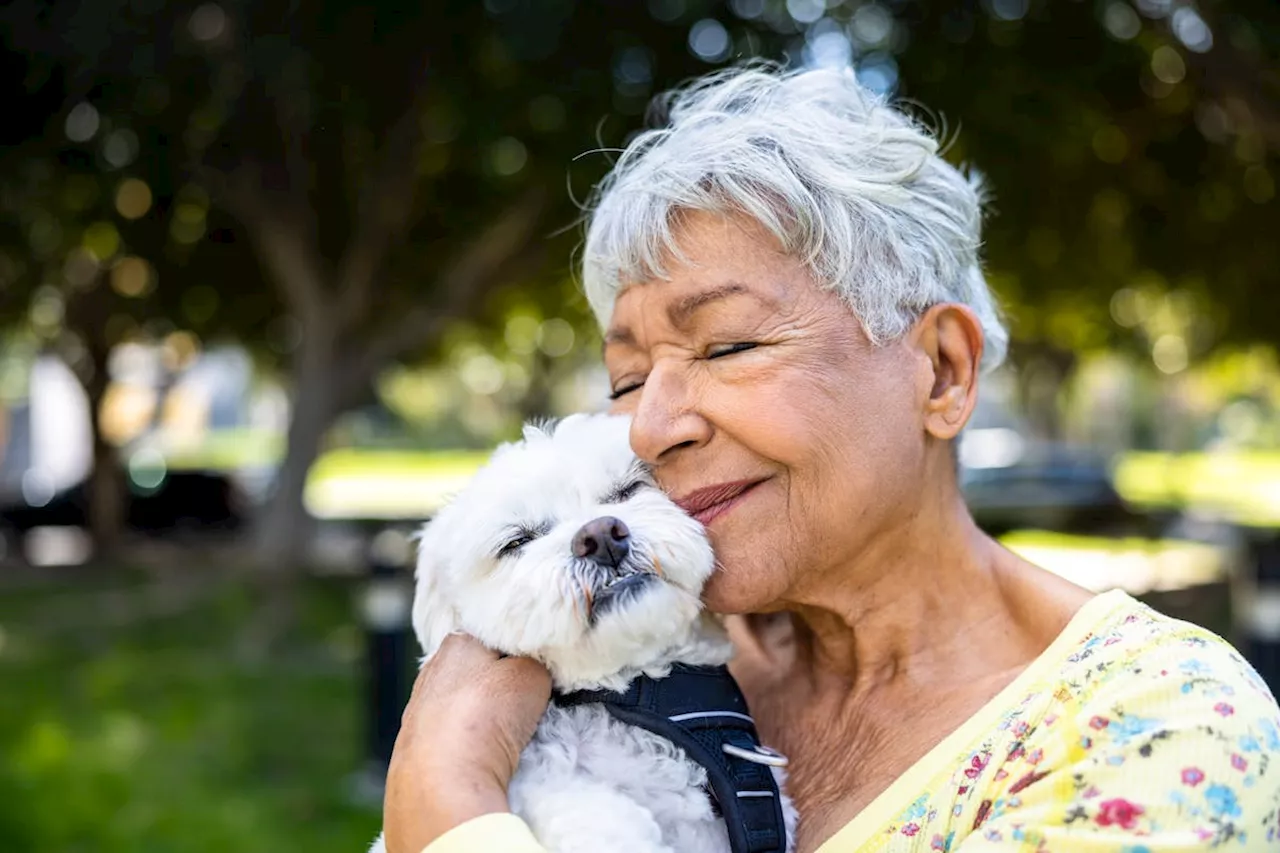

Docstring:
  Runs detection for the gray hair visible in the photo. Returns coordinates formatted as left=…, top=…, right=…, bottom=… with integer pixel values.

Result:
left=581, top=64, right=1008, bottom=372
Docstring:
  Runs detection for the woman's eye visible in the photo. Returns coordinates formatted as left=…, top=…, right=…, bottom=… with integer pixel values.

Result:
left=608, top=380, right=644, bottom=400
left=707, top=342, right=757, bottom=359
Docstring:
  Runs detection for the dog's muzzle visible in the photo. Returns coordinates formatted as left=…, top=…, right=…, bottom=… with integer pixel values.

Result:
left=569, top=517, right=662, bottom=624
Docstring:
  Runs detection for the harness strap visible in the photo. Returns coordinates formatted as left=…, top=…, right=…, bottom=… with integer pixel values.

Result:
left=554, top=664, right=788, bottom=853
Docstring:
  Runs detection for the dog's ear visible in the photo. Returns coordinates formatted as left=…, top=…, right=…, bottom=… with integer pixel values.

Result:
left=521, top=418, right=557, bottom=442
left=410, top=520, right=459, bottom=660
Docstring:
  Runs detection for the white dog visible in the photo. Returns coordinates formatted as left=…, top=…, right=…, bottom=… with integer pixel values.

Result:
left=371, top=413, right=795, bottom=853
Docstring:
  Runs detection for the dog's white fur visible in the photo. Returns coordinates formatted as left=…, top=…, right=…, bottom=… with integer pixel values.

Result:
left=370, top=413, right=795, bottom=853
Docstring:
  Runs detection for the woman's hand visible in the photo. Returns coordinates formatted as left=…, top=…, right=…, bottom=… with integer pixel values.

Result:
left=382, top=633, right=551, bottom=853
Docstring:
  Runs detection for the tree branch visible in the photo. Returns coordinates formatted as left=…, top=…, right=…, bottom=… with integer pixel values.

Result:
left=203, top=164, right=329, bottom=327
left=335, top=187, right=548, bottom=402
left=334, top=62, right=433, bottom=331
left=272, top=58, right=317, bottom=234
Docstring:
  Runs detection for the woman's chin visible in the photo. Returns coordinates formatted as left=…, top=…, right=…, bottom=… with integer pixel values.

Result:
left=700, top=564, right=784, bottom=615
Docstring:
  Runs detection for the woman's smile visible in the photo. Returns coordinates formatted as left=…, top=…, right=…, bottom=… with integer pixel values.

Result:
left=674, top=478, right=768, bottom=527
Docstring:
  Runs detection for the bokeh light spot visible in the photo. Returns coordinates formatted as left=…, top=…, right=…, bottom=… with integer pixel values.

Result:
left=162, top=331, right=201, bottom=371
left=857, top=55, right=899, bottom=96
left=505, top=315, right=541, bottom=355
left=1102, top=3, right=1140, bottom=40
left=614, top=46, right=653, bottom=87
left=490, top=137, right=528, bottom=176
left=807, top=19, right=852, bottom=68
left=83, top=221, right=121, bottom=263
left=1151, top=45, right=1185, bottom=84
left=1134, top=0, right=1172, bottom=18
left=115, top=178, right=153, bottom=220
left=64, top=102, right=100, bottom=142
left=103, top=129, right=139, bottom=168
left=786, top=0, right=824, bottom=25
left=29, top=287, right=64, bottom=334
left=63, top=248, right=99, bottom=288
left=537, top=318, right=576, bottom=357
left=1092, top=125, right=1129, bottom=164
left=688, top=19, right=731, bottom=62
left=170, top=203, right=207, bottom=244
left=989, top=0, right=1029, bottom=23
left=111, top=256, right=154, bottom=298
left=1171, top=7, right=1212, bottom=52
left=851, top=4, right=893, bottom=47
left=1153, top=334, right=1188, bottom=374
left=189, top=3, right=227, bottom=42
left=461, top=354, right=505, bottom=395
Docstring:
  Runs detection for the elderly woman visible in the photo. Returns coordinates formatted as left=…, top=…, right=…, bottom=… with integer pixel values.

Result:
left=381, top=67, right=1280, bottom=852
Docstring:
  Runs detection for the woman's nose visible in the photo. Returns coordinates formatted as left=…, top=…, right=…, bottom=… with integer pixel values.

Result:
left=628, top=363, right=712, bottom=465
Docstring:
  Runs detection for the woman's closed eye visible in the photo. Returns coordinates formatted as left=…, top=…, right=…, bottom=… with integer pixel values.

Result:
left=609, top=343, right=758, bottom=398
left=609, top=379, right=645, bottom=400
left=707, top=342, right=758, bottom=359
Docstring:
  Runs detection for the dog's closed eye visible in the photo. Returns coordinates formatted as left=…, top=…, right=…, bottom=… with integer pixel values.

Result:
left=497, top=524, right=549, bottom=558
left=605, top=480, right=649, bottom=504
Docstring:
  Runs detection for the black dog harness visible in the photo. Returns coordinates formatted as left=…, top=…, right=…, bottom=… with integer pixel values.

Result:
left=554, top=664, right=789, bottom=853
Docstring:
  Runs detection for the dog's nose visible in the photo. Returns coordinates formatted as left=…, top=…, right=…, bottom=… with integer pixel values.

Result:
left=571, top=516, right=631, bottom=566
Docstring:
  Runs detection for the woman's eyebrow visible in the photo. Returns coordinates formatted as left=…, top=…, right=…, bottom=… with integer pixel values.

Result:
left=603, top=282, right=777, bottom=353
left=602, top=327, right=635, bottom=354
left=668, top=282, right=770, bottom=327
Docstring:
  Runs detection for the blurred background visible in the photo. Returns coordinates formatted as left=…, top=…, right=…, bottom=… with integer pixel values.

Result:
left=0, top=0, right=1277, bottom=850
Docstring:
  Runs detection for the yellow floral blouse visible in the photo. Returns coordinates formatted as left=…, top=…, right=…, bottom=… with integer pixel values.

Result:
left=422, top=590, right=1280, bottom=852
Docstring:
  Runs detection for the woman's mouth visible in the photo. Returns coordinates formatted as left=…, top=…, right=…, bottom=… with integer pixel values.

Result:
left=675, top=479, right=765, bottom=526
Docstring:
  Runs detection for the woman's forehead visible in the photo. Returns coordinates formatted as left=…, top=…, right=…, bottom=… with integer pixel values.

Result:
left=605, top=220, right=805, bottom=340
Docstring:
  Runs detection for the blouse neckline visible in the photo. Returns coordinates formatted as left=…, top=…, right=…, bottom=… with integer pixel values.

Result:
left=815, top=588, right=1133, bottom=852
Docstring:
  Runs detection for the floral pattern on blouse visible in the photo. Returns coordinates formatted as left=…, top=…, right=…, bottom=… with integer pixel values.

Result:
left=823, top=591, right=1280, bottom=852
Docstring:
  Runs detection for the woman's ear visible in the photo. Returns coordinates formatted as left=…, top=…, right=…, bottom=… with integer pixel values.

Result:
left=411, top=521, right=459, bottom=661
left=913, top=303, right=984, bottom=441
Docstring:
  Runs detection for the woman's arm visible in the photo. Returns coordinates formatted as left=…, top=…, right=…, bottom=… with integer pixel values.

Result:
left=382, top=633, right=551, bottom=853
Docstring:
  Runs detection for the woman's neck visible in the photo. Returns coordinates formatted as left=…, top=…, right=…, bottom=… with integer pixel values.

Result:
left=781, top=490, right=1080, bottom=696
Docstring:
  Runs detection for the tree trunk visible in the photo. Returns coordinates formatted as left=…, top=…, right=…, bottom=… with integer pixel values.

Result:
left=65, top=313, right=127, bottom=561
left=86, top=392, right=126, bottom=559
left=253, top=342, right=339, bottom=570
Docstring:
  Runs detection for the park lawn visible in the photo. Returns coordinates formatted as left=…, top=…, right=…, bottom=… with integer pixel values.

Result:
left=0, top=569, right=385, bottom=853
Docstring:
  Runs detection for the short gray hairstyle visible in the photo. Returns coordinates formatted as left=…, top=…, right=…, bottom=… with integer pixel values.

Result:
left=581, top=64, right=1008, bottom=372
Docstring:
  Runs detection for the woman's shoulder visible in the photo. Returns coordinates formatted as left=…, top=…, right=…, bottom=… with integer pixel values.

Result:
left=1049, top=591, right=1279, bottom=729
left=960, top=593, right=1280, bottom=849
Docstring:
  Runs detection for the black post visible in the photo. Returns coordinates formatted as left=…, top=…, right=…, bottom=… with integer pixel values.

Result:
left=1241, top=529, right=1280, bottom=695
left=350, top=525, right=416, bottom=805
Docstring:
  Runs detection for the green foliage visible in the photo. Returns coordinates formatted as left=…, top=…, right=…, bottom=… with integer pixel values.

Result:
left=0, top=573, right=381, bottom=853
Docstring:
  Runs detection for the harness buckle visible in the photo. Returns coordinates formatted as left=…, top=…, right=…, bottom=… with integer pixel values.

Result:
left=722, top=742, right=790, bottom=767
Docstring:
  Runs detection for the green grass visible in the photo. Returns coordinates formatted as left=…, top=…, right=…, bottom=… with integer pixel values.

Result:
left=0, top=570, right=385, bottom=853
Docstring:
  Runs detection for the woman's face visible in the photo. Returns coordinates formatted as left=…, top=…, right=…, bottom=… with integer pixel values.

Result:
left=605, top=212, right=943, bottom=614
